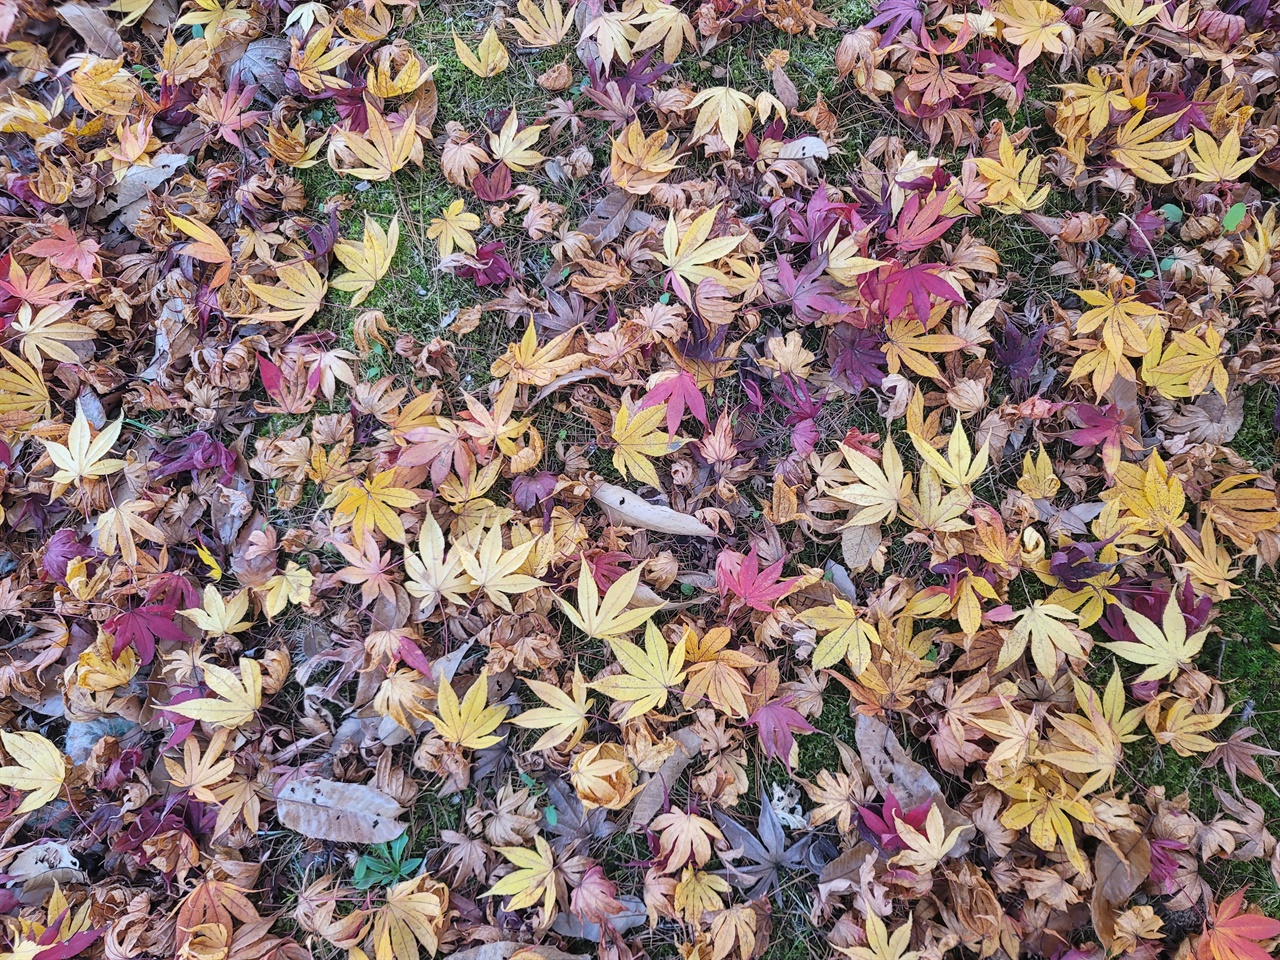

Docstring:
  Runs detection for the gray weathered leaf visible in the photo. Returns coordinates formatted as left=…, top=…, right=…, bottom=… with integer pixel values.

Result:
left=593, top=482, right=716, bottom=537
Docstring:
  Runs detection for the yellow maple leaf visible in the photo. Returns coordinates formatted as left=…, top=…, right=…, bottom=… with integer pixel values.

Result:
left=1185, top=127, right=1259, bottom=183
left=611, top=400, right=683, bottom=488
left=558, top=560, right=662, bottom=641
left=423, top=668, right=508, bottom=750
left=181, top=585, right=253, bottom=636
left=997, top=601, right=1085, bottom=677
left=404, top=512, right=474, bottom=616
left=511, top=662, right=593, bottom=751
left=489, top=320, right=585, bottom=386
left=838, top=913, right=919, bottom=960
left=801, top=597, right=878, bottom=674
left=488, top=108, right=547, bottom=173
left=828, top=437, right=910, bottom=527
left=892, top=803, right=965, bottom=873
left=327, top=467, right=418, bottom=543
left=426, top=199, right=480, bottom=257
left=453, top=25, right=509, bottom=77
left=657, top=204, right=748, bottom=303
left=686, top=85, right=754, bottom=150
left=1110, top=109, right=1192, bottom=184
left=370, top=876, right=450, bottom=960
left=909, top=421, right=989, bottom=489
left=610, top=119, right=681, bottom=195
left=243, top=260, right=328, bottom=328
left=1100, top=589, right=1206, bottom=682
left=332, top=215, right=399, bottom=308
left=0, top=731, right=66, bottom=813
left=165, top=658, right=263, bottom=729
left=330, top=103, right=421, bottom=181
left=455, top=523, right=545, bottom=612
left=508, top=0, right=575, bottom=47
left=260, top=561, right=314, bottom=619
left=973, top=126, right=1050, bottom=213
left=485, top=835, right=558, bottom=920
left=993, top=0, right=1068, bottom=71
left=38, top=398, right=126, bottom=498
left=590, top=621, right=687, bottom=721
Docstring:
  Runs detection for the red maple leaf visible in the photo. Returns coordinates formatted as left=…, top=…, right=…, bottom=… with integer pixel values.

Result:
left=25, top=220, right=101, bottom=281
left=716, top=545, right=797, bottom=613
left=638, top=369, right=708, bottom=435
left=1197, top=889, right=1280, bottom=960
left=746, top=696, right=815, bottom=769
left=875, top=261, right=963, bottom=321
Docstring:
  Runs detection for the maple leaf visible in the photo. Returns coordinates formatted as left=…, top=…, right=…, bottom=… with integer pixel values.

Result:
left=165, top=732, right=233, bottom=803
left=489, top=320, right=584, bottom=386
left=0, top=346, right=51, bottom=429
left=652, top=807, right=724, bottom=871
left=426, top=199, right=480, bottom=258
left=332, top=104, right=421, bottom=181
left=973, top=127, right=1050, bottom=213
left=403, top=512, right=474, bottom=616
left=657, top=205, right=748, bottom=303
left=106, top=603, right=188, bottom=664
left=261, top=561, right=314, bottom=619
left=611, top=399, right=683, bottom=488
left=1203, top=726, right=1280, bottom=796
left=633, top=0, right=695, bottom=62
left=38, top=399, right=126, bottom=497
left=581, top=8, right=641, bottom=68
left=638, top=369, right=708, bottom=436
left=590, top=621, right=687, bottom=721
left=333, top=215, right=399, bottom=307
left=327, top=468, right=418, bottom=543
left=423, top=669, right=508, bottom=750
left=687, top=86, right=754, bottom=151
left=1066, top=402, right=1141, bottom=479
left=96, top=499, right=167, bottom=568
left=181, top=585, right=254, bottom=637
left=488, top=108, right=547, bottom=173
left=1000, top=774, right=1095, bottom=872
left=169, top=214, right=232, bottom=288
left=838, top=913, right=919, bottom=960
left=486, top=835, right=559, bottom=919
left=244, top=260, right=327, bottom=328
left=1101, top=590, right=1207, bottom=682
left=714, top=791, right=817, bottom=897
left=456, top=524, right=545, bottom=612
left=610, top=119, right=682, bottom=195
left=996, top=601, right=1085, bottom=677
left=367, top=876, right=450, bottom=960
left=1197, top=889, right=1280, bottom=960
left=890, top=802, right=964, bottom=873
left=508, top=0, right=575, bottom=47
left=681, top=626, right=762, bottom=719
left=25, top=219, right=100, bottom=280
left=745, top=696, right=816, bottom=769
left=1111, top=109, right=1192, bottom=184
left=164, top=658, right=263, bottom=729
left=11, top=302, right=94, bottom=367
left=0, top=731, right=65, bottom=813
left=802, top=597, right=878, bottom=673
left=1186, top=127, right=1259, bottom=183
left=829, top=437, right=910, bottom=527
left=1149, top=696, right=1229, bottom=757
left=992, top=0, right=1068, bottom=71
left=334, top=533, right=399, bottom=609
left=512, top=663, right=593, bottom=751
left=453, top=25, right=509, bottom=78
left=716, top=545, right=798, bottom=613
left=559, top=560, right=662, bottom=641
left=909, top=421, right=988, bottom=489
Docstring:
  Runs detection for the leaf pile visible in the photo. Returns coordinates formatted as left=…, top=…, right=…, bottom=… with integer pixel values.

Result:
left=0, top=0, right=1279, bottom=958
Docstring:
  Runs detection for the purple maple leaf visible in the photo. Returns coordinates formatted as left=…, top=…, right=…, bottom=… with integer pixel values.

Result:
left=106, top=604, right=190, bottom=665
left=828, top=323, right=887, bottom=394
left=866, top=0, right=924, bottom=45
left=746, top=696, right=816, bottom=769
left=774, top=256, right=850, bottom=324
